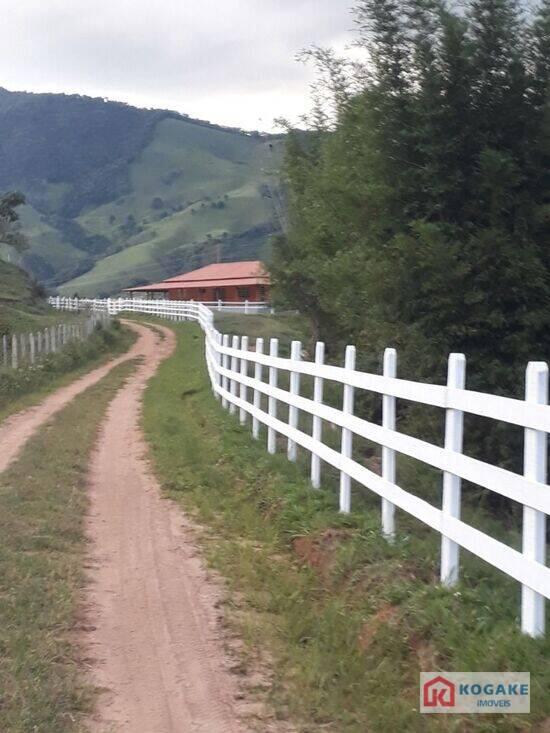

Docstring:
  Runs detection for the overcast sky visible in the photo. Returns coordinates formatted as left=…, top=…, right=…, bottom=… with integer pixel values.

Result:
left=2, top=0, right=355, bottom=131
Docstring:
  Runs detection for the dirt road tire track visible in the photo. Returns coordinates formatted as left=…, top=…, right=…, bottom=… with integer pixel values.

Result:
left=0, top=321, right=147, bottom=474
left=84, top=323, right=252, bottom=733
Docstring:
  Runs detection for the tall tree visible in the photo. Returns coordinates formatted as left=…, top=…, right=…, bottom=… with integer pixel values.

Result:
left=0, top=192, right=27, bottom=252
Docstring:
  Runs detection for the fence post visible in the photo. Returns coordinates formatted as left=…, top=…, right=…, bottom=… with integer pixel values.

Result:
left=229, top=336, right=239, bottom=415
left=382, top=348, right=397, bottom=540
left=51, top=326, right=57, bottom=353
left=20, top=334, right=26, bottom=364
left=339, top=345, right=356, bottom=513
left=221, top=335, right=229, bottom=409
left=37, top=330, right=42, bottom=355
left=287, top=340, right=302, bottom=462
left=521, top=361, right=548, bottom=637
left=311, top=341, right=325, bottom=489
left=213, top=332, right=222, bottom=400
left=29, top=333, right=35, bottom=365
left=2, top=334, right=8, bottom=368
left=239, top=336, right=249, bottom=424
left=218, top=299, right=222, bottom=312
left=267, top=338, right=279, bottom=454
left=244, top=299, right=249, bottom=315
left=440, top=353, right=466, bottom=586
left=252, top=338, right=264, bottom=439
left=11, top=334, right=18, bottom=369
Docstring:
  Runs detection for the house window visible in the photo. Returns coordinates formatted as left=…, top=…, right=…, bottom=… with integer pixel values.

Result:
left=237, top=287, right=250, bottom=300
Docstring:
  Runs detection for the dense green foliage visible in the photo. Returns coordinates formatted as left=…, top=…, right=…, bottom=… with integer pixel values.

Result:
left=0, top=89, right=281, bottom=294
left=0, top=192, right=27, bottom=253
left=272, top=0, right=550, bottom=402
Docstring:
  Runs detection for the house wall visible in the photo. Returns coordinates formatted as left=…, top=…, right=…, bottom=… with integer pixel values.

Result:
left=167, top=283, right=269, bottom=302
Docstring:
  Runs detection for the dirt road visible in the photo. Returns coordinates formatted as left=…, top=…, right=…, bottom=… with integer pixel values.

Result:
left=84, top=323, right=251, bottom=733
left=0, top=321, right=147, bottom=474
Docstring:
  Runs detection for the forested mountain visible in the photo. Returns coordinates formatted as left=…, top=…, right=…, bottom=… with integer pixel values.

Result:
left=0, top=88, right=282, bottom=295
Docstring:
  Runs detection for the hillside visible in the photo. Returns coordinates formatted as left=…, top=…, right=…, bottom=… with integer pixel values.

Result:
left=0, top=88, right=282, bottom=296
left=0, top=260, right=59, bottom=333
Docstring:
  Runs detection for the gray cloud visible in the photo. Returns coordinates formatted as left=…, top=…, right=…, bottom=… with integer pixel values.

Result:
left=2, top=0, right=354, bottom=129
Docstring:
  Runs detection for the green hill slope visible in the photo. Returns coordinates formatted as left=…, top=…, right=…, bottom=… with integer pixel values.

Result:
left=0, top=88, right=282, bottom=296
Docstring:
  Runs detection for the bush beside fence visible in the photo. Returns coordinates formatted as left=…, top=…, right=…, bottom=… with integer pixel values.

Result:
left=50, top=296, right=550, bottom=639
left=2, top=311, right=111, bottom=370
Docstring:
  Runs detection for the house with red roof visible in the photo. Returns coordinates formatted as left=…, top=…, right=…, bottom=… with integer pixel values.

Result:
left=124, top=260, right=270, bottom=303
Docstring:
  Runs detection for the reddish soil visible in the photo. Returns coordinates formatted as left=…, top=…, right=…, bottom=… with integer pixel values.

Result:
left=0, top=321, right=148, bottom=474
left=83, top=322, right=253, bottom=733
left=292, top=528, right=350, bottom=579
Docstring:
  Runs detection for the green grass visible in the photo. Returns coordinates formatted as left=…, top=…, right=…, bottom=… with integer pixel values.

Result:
left=0, top=357, right=138, bottom=733
left=0, top=320, right=136, bottom=420
left=142, top=322, right=550, bottom=733
left=214, top=311, right=309, bottom=347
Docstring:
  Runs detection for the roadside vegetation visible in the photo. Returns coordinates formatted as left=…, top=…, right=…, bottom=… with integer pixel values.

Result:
left=0, top=320, right=136, bottom=419
left=273, top=0, right=550, bottom=404
left=143, top=323, right=550, bottom=733
left=0, top=358, right=137, bottom=733
left=214, top=311, right=307, bottom=348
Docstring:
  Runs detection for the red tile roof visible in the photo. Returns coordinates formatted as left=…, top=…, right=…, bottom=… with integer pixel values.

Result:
left=124, top=260, right=269, bottom=292
left=165, top=260, right=268, bottom=283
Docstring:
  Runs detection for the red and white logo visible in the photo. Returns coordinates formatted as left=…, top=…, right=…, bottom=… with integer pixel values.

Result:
left=423, top=675, right=456, bottom=708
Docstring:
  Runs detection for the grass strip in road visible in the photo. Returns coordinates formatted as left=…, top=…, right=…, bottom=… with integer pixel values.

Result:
left=0, top=320, right=136, bottom=421
left=143, top=322, right=550, bottom=733
left=0, top=358, right=138, bottom=733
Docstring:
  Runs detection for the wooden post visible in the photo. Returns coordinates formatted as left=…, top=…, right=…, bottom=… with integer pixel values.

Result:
left=339, top=346, right=356, bottom=513
left=382, top=348, right=397, bottom=539
left=11, top=334, right=18, bottom=369
left=20, top=333, right=26, bottom=364
left=440, top=353, right=466, bottom=586
left=213, top=332, right=222, bottom=400
left=287, top=340, right=301, bottom=462
left=229, top=336, right=239, bottom=415
left=221, top=335, right=229, bottom=409
left=311, top=341, right=325, bottom=489
left=521, top=362, right=548, bottom=637
left=239, top=336, right=249, bottom=424
left=2, top=334, right=8, bottom=368
left=29, top=333, right=35, bottom=365
left=36, top=330, right=42, bottom=355
left=252, top=338, right=264, bottom=439
left=267, top=338, right=278, bottom=454
left=244, top=299, right=249, bottom=315
left=51, top=326, right=56, bottom=353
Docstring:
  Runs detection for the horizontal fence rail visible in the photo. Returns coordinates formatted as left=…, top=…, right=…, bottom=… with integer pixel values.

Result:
left=2, top=311, right=110, bottom=370
left=50, top=296, right=550, bottom=638
left=50, top=296, right=271, bottom=315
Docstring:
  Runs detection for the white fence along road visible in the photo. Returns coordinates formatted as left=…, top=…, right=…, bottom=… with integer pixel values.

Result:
left=50, top=296, right=550, bottom=638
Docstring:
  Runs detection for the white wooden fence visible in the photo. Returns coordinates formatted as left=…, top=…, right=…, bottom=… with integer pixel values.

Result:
left=50, top=296, right=550, bottom=638
left=2, top=311, right=110, bottom=370
left=51, top=296, right=271, bottom=315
